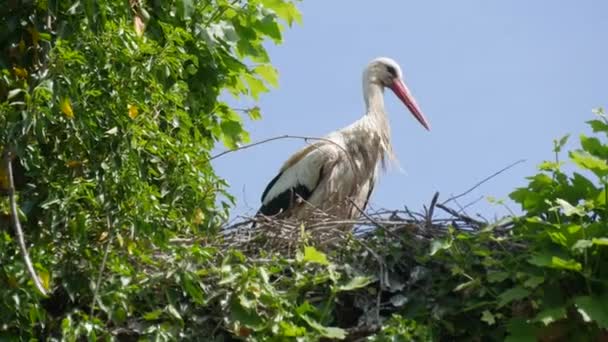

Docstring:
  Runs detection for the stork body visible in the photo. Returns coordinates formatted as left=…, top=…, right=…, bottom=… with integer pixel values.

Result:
left=258, top=57, right=430, bottom=222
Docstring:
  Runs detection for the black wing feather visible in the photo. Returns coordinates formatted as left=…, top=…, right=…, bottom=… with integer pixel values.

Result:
left=258, top=166, right=325, bottom=217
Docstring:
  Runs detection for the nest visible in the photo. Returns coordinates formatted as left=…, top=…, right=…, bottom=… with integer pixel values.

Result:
left=219, top=192, right=513, bottom=257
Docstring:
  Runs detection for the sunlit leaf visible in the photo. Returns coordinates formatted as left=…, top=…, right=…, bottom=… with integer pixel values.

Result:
left=592, top=238, right=608, bottom=246
left=574, top=295, right=608, bottom=329
left=481, top=310, right=495, bottom=325
left=300, top=314, right=346, bottom=339
left=61, top=98, right=74, bottom=118
left=302, top=246, right=329, bottom=266
left=429, top=238, right=451, bottom=256
left=570, top=150, right=608, bottom=177
left=254, top=64, right=279, bottom=87
left=128, top=104, right=139, bottom=119
left=534, top=306, right=566, bottom=326
left=555, top=198, right=585, bottom=216
left=143, top=309, right=163, bottom=321
left=551, top=257, right=582, bottom=272
left=338, top=275, right=373, bottom=291
left=38, top=269, right=51, bottom=291
left=572, top=239, right=593, bottom=252
left=12, top=66, right=28, bottom=78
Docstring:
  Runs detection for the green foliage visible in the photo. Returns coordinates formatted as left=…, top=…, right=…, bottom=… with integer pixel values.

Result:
left=0, top=0, right=301, bottom=339
left=399, top=109, right=608, bottom=340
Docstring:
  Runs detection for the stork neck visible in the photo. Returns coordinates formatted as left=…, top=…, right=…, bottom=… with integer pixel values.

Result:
left=361, top=81, right=393, bottom=165
left=363, top=82, right=386, bottom=116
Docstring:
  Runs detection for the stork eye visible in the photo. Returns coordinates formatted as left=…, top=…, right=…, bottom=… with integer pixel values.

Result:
left=386, top=65, right=397, bottom=77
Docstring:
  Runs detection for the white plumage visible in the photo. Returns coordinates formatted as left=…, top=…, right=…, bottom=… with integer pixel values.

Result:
left=258, top=57, right=430, bottom=222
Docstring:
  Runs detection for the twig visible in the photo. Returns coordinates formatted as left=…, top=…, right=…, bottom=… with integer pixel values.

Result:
left=441, top=159, right=526, bottom=206
left=90, top=214, right=115, bottom=316
left=347, top=198, right=406, bottom=243
left=210, top=134, right=348, bottom=162
left=436, top=203, right=484, bottom=228
left=210, top=134, right=364, bottom=186
left=4, top=150, right=47, bottom=296
left=426, top=192, right=440, bottom=227
left=459, top=195, right=485, bottom=214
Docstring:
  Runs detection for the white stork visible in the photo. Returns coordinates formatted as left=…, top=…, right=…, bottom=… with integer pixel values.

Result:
left=257, top=57, right=430, bottom=222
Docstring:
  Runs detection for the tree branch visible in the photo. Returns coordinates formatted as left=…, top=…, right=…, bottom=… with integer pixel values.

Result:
left=210, top=134, right=363, bottom=182
left=90, top=214, right=115, bottom=317
left=441, top=159, right=526, bottom=206
left=4, top=149, right=47, bottom=296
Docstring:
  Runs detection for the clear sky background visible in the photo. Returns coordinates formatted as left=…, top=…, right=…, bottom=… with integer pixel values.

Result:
left=213, top=0, right=608, bottom=220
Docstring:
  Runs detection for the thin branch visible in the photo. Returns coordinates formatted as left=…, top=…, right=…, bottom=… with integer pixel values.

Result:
left=436, top=203, right=484, bottom=228
left=347, top=198, right=407, bottom=244
left=210, top=134, right=344, bottom=161
left=459, top=195, right=485, bottom=214
left=210, top=134, right=363, bottom=182
left=426, top=192, right=440, bottom=227
left=90, top=214, right=115, bottom=317
left=441, top=159, right=526, bottom=206
left=4, top=150, right=47, bottom=296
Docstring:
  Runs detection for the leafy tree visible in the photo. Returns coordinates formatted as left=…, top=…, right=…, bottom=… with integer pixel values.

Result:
left=0, top=0, right=300, bottom=339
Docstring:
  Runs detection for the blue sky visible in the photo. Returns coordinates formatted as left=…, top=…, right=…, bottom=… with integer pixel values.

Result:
left=213, top=0, right=608, bottom=220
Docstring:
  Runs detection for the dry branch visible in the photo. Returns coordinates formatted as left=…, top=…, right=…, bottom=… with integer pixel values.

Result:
left=3, top=148, right=47, bottom=296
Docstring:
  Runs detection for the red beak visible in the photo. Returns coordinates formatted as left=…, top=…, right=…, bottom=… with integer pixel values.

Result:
left=389, top=78, right=431, bottom=131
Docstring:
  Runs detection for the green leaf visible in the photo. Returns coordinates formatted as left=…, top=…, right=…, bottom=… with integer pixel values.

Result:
left=143, top=309, right=163, bottom=321
left=243, top=74, right=268, bottom=100
left=592, top=237, right=608, bottom=246
left=247, top=106, right=262, bottom=120
left=550, top=256, right=582, bottom=272
left=176, top=0, right=194, bottom=19
left=253, top=64, right=279, bottom=87
left=534, top=306, right=566, bottom=326
left=587, top=119, right=608, bottom=135
left=553, top=134, right=570, bottom=153
left=338, top=276, right=373, bottom=291
left=580, top=135, right=608, bottom=159
left=165, top=304, right=183, bottom=322
left=570, top=150, right=608, bottom=177
left=498, top=287, right=531, bottom=307
left=300, top=315, right=346, bottom=339
left=231, top=302, right=265, bottom=330
left=538, top=161, right=564, bottom=172
left=261, top=0, right=303, bottom=26
left=574, top=295, right=608, bottom=329
left=572, top=239, right=593, bottom=253
left=280, top=321, right=306, bottom=337
left=487, top=271, right=510, bottom=283
left=523, top=275, right=544, bottom=289
left=453, top=279, right=479, bottom=292
left=429, top=238, right=452, bottom=256
left=302, top=246, right=329, bottom=266
left=555, top=198, right=585, bottom=216
left=529, top=253, right=582, bottom=272
left=481, top=310, right=496, bottom=325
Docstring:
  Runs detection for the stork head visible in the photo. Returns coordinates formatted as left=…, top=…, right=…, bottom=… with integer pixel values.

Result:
left=364, top=57, right=430, bottom=131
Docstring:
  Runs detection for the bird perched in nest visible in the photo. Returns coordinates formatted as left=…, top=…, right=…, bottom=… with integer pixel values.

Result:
left=257, top=57, right=430, bottom=223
